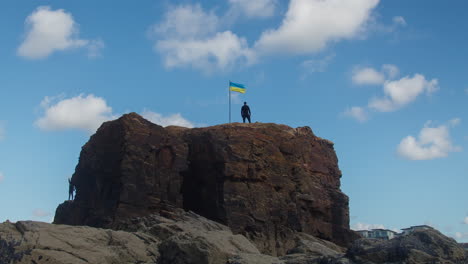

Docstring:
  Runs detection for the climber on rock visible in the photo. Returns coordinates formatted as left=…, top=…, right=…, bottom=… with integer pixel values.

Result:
left=241, top=102, right=251, bottom=123
left=68, top=178, right=76, bottom=200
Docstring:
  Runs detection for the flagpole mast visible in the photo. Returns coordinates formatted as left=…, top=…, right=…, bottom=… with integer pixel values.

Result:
left=229, top=80, right=231, bottom=123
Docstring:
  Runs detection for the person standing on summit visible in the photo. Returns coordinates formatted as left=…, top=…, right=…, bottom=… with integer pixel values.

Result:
left=241, top=102, right=251, bottom=123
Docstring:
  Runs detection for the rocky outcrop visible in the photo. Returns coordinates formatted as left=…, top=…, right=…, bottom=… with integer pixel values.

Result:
left=3, top=214, right=466, bottom=264
left=347, top=229, right=467, bottom=264
left=0, top=220, right=159, bottom=264
left=0, top=208, right=261, bottom=264
left=0, top=208, right=349, bottom=264
left=54, top=113, right=357, bottom=255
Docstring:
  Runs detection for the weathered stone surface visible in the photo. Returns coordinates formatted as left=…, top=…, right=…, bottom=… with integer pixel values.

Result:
left=287, top=232, right=345, bottom=257
left=54, top=113, right=358, bottom=255
left=228, top=253, right=353, bottom=264
left=115, top=207, right=261, bottom=264
left=0, top=220, right=159, bottom=264
left=346, top=229, right=467, bottom=264
left=0, top=208, right=261, bottom=264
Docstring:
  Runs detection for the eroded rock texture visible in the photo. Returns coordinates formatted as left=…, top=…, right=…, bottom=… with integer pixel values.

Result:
left=54, top=113, right=357, bottom=255
left=347, top=229, right=467, bottom=264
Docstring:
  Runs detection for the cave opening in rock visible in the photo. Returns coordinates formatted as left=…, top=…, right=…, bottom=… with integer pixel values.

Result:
left=181, top=160, right=226, bottom=224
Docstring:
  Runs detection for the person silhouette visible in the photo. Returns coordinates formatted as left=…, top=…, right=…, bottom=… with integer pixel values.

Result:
left=241, top=102, right=251, bottom=123
left=68, top=178, right=75, bottom=200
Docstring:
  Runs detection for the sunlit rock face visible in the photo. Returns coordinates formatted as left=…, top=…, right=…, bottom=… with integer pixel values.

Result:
left=54, top=113, right=357, bottom=255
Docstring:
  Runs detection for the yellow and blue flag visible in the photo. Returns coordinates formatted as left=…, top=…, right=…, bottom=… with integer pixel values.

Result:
left=229, top=81, right=246, bottom=94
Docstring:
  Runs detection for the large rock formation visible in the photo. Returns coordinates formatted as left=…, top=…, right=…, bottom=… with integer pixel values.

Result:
left=54, top=113, right=357, bottom=255
left=346, top=229, right=467, bottom=263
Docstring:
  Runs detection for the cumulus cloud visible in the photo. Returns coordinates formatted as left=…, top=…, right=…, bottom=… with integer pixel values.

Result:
left=156, top=32, right=253, bottom=72
left=369, top=74, right=439, bottom=112
left=228, top=0, right=277, bottom=18
left=141, top=110, right=195, bottom=128
left=35, top=94, right=115, bottom=133
left=0, top=172, right=4, bottom=183
left=154, top=4, right=219, bottom=39
left=255, top=0, right=379, bottom=55
left=342, top=106, right=368, bottom=122
left=352, top=64, right=399, bottom=85
left=18, top=6, right=102, bottom=59
left=463, top=217, right=468, bottom=225
left=352, top=222, right=385, bottom=231
left=397, top=120, right=462, bottom=160
left=153, top=1, right=383, bottom=72
left=382, top=64, right=400, bottom=79
left=345, top=65, right=438, bottom=122
left=152, top=4, right=253, bottom=72
left=352, top=67, right=385, bottom=85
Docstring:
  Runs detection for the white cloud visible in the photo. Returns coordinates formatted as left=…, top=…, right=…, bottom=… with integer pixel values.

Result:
left=157, top=32, right=253, bottom=72
left=343, top=106, right=368, bottom=122
left=346, top=65, right=437, bottom=122
left=152, top=4, right=253, bottom=72
left=352, top=64, right=399, bottom=85
left=0, top=172, right=4, bottom=183
left=397, top=120, right=462, bottom=160
left=255, top=0, right=379, bottom=55
left=36, top=94, right=115, bottom=133
left=154, top=4, right=219, bottom=39
left=382, top=64, right=399, bottom=79
left=141, top=110, right=195, bottom=128
left=228, top=0, right=277, bottom=18
left=18, top=6, right=100, bottom=59
left=369, top=74, right=439, bottom=112
left=393, top=16, right=407, bottom=27
left=463, top=217, right=468, bottom=225
left=352, top=222, right=385, bottom=231
left=33, top=209, right=51, bottom=218
left=352, top=67, right=385, bottom=85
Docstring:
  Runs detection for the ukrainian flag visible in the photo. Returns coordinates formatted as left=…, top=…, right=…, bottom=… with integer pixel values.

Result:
left=229, top=81, right=246, bottom=94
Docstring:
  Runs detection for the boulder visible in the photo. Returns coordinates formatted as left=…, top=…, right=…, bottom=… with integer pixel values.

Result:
left=0, top=220, right=159, bottom=264
left=346, top=229, right=467, bottom=264
left=54, top=113, right=358, bottom=255
left=114, top=206, right=261, bottom=264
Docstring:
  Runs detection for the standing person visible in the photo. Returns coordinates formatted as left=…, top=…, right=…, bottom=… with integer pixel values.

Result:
left=241, top=102, right=251, bottom=123
left=68, top=178, right=75, bottom=200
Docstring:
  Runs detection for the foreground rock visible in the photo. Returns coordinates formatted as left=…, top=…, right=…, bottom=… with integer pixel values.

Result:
left=347, top=229, right=467, bottom=264
left=0, top=208, right=259, bottom=264
left=1, top=208, right=345, bottom=264
left=55, top=113, right=357, bottom=255
left=0, top=220, right=159, bottom=264
left=2, top=209, right=465, bottom=263
left=113, top=206, right=261, bottom=264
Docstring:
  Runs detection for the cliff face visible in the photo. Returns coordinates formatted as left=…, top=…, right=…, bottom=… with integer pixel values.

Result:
left=54, top=113, right=357, bottom=255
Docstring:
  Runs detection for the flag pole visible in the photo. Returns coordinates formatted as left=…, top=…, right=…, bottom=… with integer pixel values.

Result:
left=229, top=80, right=231, bottom=123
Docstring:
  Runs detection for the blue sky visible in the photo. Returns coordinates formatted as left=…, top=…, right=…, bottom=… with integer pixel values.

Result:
left=1, top=0, right=467, bottom=242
